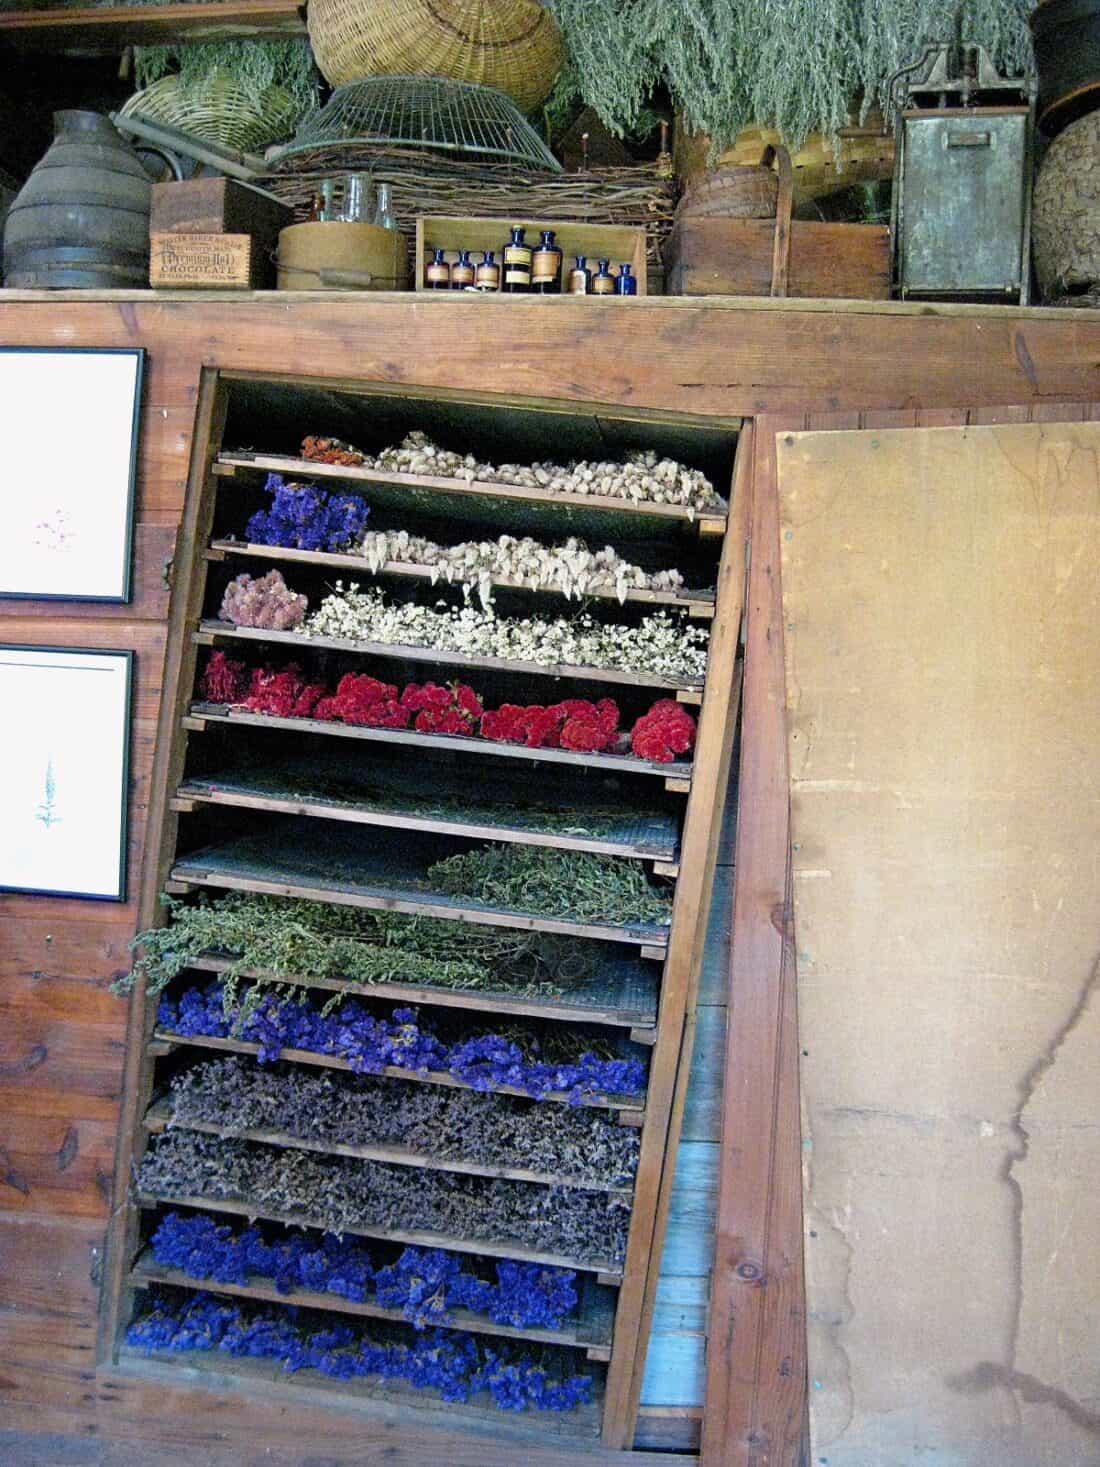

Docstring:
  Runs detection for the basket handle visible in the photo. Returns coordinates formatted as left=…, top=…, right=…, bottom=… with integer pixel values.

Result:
left=760, top=142, right=794, bottom=298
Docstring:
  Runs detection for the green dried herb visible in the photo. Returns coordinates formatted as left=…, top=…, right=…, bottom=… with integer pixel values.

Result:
left=115, top=892, right=600, bottom=1013
left=426, top=846, right=671, bottom=928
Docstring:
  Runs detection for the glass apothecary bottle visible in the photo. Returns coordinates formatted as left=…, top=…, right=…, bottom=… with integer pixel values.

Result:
left=475, top=250, right=500, bottom=291
left=568, top=255, right=591, bottom=294
left=531, top=229, right=563, bottom=293
left=501, top=225, right=532, bottom=292
left=616, top=262, right=638, bottom=296
left=373, top=182, right=396, bottom=230
left=451, top=249, right=476, bottom=289
left=591, top=258, right=616, bottom=295
left=425, top=248, right=451, bottom=290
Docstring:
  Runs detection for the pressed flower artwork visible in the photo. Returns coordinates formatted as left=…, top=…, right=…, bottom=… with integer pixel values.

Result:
left=0, top=647, right=131, bottom=899
left=0, top=348, right=142, bottom=600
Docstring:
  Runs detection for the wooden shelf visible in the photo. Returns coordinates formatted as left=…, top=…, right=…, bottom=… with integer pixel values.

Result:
left=166, top=826, right=673, bottom=951
left=194, top=620, right=707, bottom=695
left=185, top=702, right=695, bottom=783
left=116, top=1343, right=604, bottom=1439
left=183, top=954, right=660, bottom=1031
left=136, top=1189, right=626, bottom=1279
left=152, top=1029, right=647, bottom=1118
left=144, top=1099, right=635, bottom=1196
left=175, top=762, right=680, bottom=863
left=0, top=1, right=306, bottom=50
left=209, top=540, right=717, bottom=618
left=216, top=452, right=729, bottom=537
left=130, top=1249, right=616, bottom=1360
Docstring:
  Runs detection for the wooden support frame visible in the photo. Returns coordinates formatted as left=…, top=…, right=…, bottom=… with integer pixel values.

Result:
left=99, top=365, right=744, bottom=1453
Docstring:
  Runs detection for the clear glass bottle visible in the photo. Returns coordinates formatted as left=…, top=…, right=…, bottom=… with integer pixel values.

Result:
left=591, top=258, right=616, bottom=295
left=451, top=248, right=476, bottom=289
left=530, top=228, right=563, bottom=294
left=373, top=182, right=396, bottom=231
left=568, top=255, right=591, bottom=295
left=319, top=178, right=337, bottom=222
left=475, top=250, right=500, bottom=291
left=425, top=247, right=451, bottom=290
left=342, top=172, right=373, bottom=223
left=501, top=225, right=532, bottom=293
left=615, top=261, right=638, bottom=296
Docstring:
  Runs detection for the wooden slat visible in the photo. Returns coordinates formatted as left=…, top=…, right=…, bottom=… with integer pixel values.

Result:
left=0, top=0, right=306, bottom=48
left=136, top=1190, right=624, bottom=1279
left=143, top=1099, right=634, bottom=1196
left=184, top=953, right=659, bottom=1030
left=187, top=702, right=695, bottom=781
left=175, top=771, right=681, bottom=862
left=169, top=832, right=671, bottom=950
left=195, top=619, right=706, bottom=695
left=210, top=539, right=717, bottom=617
left=218, top=453, right=729, bottom=535
left=152, top=1027, right=645, bottom=1114
left=130, top=1249, right=616, bottom=1357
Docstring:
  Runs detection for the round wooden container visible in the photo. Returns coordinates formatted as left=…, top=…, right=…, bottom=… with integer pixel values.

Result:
left=275, top=220, right=409, bottom=291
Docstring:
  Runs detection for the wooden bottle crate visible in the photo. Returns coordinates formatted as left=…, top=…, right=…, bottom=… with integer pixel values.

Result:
left=414, top=214, right=647, bottom=294
left=663, top=218, right=890, bottom=299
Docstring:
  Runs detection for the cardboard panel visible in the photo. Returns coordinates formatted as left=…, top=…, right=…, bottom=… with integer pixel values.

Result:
left=778, top=422, right=1100, bottom=1467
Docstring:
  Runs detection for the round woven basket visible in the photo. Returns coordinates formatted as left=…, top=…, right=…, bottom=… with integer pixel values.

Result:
left=1032, top=110, right=1100, bottom=299
left=119, top=74, right=300, bottom=154
left=307, top=0, right=563, bottom=113
left=676, top=165, right=778, bottom=220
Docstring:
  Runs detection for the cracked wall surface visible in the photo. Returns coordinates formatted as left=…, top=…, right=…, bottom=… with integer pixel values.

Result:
left=777, top=422, right=1100, bottom=1467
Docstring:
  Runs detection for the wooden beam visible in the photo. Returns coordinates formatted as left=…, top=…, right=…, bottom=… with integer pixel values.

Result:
left=0, top=0, right=305, bottom=50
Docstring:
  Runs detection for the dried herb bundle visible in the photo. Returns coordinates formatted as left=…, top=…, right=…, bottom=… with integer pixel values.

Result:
left=120, top=893, right=599, bottom=1003
left=427, top=846, right=671, bottom=927
left=170, top=1057, right=640, bottom=1188
left=138, top=1131, right=631, bottom=1264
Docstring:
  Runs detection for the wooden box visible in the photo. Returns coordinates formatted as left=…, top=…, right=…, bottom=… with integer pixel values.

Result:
left=663, top=218, right=890, bottom=299
left=149, top=232, right=263, bottom=290
left=415, top=214, right=648, bottom=294
left=150, top=178, right=293, bottom=241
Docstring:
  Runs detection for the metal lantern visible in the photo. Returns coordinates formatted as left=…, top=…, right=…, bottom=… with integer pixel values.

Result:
left=889, top=39, right=1036, bottom=303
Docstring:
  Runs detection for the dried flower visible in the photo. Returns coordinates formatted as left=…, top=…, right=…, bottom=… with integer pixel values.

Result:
left=220, top=569, right=308, bottom=631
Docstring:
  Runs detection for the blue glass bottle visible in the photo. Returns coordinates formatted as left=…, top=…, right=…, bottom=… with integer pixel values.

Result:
left=592, top=258, right=615, bottom=296
left=615, top=262, right=637, bottom=296
left=425, top=247, right=450, bottom=290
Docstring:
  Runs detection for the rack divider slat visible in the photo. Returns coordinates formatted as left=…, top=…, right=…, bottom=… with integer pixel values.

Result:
left=101, top=371, right=742, bottom=1450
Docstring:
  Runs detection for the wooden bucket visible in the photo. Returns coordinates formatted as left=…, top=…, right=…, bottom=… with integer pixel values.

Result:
left=275, top=220, right=409, bottom=291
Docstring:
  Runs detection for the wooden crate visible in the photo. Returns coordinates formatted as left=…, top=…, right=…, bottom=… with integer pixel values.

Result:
left=414, top=214, right=648, bottom=294
left=663, top=218, right=890, bottom=299
left=150, top=178, right=293, bottom=240
left=150, top=232, right=264, bottom=290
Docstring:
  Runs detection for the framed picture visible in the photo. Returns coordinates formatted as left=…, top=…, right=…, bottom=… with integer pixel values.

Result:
left=0, top=347, right=143, bottom=602
left=0, top=646, right=133, bottom=900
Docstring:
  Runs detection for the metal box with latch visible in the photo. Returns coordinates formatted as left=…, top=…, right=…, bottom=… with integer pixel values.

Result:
left=891, top=42, right=1035, bottom=302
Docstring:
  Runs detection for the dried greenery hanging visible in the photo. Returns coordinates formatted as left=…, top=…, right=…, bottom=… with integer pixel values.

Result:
left=544, top=0, right=1033, bottom=151
left=133, top=40, right=319, bottom=119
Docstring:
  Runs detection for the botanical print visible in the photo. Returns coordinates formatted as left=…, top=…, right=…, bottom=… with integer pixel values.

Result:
left=0, top=648, right=130, bottom=898
left=0, top=350, right=141, bottom=599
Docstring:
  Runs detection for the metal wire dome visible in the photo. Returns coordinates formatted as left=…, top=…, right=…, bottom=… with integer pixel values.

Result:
left=307, top=0, right=563, bottom=113
left=271, top=77, right=561, bottom=171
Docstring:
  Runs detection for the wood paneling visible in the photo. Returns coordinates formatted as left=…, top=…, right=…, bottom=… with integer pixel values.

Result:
left=779, top=421, right=1100, bottom=1467
left=0, top=294, right=1097, bottom=1465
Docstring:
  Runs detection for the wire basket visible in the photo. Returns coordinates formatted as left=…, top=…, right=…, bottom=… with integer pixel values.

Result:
left=272, top=77, right=561, bottom=172
left=119, top=74, right=301, bottom=154
left=308, top=0, right=562, bottom=113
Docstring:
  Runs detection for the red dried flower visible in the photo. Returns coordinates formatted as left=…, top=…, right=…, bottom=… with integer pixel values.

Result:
left=454, top=683, right=483, bottom=720
left=201, top=651, right=249, bottom=705
left=300, top=434, right=366, bottom=467
left=244, top=664, right=313, bottom=719
left=630, top=699, right=697, bottom=763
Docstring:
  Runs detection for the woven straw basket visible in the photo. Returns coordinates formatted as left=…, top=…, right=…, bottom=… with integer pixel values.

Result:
left=120, top=74, right=300, bottom=154
left=308, top=0, right=563, bottom=113
left=676, top=165, right=779, bottom=221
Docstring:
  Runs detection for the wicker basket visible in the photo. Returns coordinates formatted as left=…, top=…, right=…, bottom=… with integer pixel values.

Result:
left=120, top=75, right=300, bottom=154
left=307, top=0, right=563, bottom=113
left=676, top=165, right=778, bottom=220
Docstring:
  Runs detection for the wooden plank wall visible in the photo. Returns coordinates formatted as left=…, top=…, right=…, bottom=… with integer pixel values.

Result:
left=1, top=293, right=1098, bottom=1465
left=778, top=419, right=1100, bottom=1467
